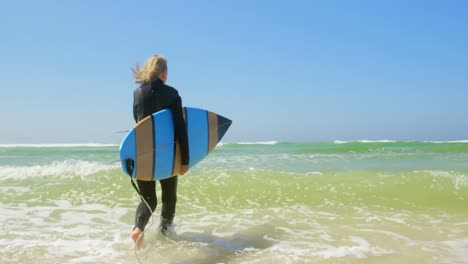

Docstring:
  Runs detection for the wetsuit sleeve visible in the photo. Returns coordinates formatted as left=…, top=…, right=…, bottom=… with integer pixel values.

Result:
left=133, top=88, right=142, bottom=123
left=170, top=94, right=190, bottom=165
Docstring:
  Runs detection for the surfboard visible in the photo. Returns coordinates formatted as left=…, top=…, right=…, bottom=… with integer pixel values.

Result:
left=119, top=107, right=232, bottom=181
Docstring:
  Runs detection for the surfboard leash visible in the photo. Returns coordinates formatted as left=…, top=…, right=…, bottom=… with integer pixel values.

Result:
left=124, top=159, right=154, bottom=263
left=130, top=177, right=156, bottom=264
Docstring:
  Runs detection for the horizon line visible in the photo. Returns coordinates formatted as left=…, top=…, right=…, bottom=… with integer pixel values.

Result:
left=1, top=139, right=468, bottom=147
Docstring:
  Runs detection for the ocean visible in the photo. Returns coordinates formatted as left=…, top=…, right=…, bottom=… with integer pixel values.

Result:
left=0, top=141, right=467, bottom=264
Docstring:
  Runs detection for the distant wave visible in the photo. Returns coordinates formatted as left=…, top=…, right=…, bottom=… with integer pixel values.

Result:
left=220, top=141, right=280, bottom=146
left=236, top=141, right=279, bottom=145
left=423, top=140, right=468, bottom=144
left=334, top=140, right=468, bottom=144
left=0, top=143, right=119, bottom=148
left=334, top=140, right=396, bottom=144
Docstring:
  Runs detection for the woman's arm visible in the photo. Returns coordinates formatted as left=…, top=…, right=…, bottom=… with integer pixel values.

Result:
left=170, top=94, right=190, bottom=167
left=133, top=88, right=143, bottom=123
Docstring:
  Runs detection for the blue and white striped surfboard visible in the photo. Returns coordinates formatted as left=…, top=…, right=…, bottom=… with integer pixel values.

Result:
left=119, top=107, right=232, bottom=181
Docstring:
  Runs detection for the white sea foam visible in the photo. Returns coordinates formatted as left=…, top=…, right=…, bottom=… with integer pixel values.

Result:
left=351, top=228, right=417, bottom=246
left=0, top=201, right=132, bottom=264
left=359, top=140, right=396, bottom=143
left=333, top=140, right=348, bottom=144
left=261, top=235, right=395, bottom=262
left=0, top=160, right=118, bottom=179
left=0, top=143, right=118, bottom=148
left=412, top=170, right=468, bottom=190
left=313, top=236, right=395, bottom=259
left=442, top=238, right=468, bottom=264
left=413, top=170, right=453, bottom=177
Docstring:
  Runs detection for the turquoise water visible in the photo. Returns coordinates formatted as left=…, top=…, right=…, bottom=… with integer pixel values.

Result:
left=0, top=141, right=467, bottom=263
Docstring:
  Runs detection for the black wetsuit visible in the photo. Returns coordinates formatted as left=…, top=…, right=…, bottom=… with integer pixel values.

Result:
left=132, top=78, right=189, bottom=232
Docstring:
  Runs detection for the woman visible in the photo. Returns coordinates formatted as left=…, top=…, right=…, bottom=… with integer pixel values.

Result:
left=130, top=55, right=189, bottom=245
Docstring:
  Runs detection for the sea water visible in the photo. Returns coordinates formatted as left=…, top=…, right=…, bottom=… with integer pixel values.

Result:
left=0, top=141, right=467, bottom=263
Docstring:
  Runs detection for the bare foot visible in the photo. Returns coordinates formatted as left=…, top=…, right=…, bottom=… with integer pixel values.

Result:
left=131, top=227, right=144, bottom=248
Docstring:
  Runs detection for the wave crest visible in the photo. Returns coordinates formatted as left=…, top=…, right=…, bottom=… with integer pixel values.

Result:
left=334, top=140, right=396, bottom=144
left=0, top=160, right=119, bottom=179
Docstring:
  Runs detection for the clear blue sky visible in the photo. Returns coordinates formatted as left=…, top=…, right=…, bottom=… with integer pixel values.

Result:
left=1, top=0, right=467, bottom=143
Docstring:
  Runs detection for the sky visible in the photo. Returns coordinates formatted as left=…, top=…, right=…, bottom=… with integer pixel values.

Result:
left=0, top=0, right=467, bottom=143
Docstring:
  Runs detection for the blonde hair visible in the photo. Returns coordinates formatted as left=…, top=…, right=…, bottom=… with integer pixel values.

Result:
left=132, top=55, right=167, bottom=84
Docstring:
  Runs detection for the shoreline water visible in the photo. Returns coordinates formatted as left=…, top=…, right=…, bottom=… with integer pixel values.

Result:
left=0, top=142, right=467, bottom=263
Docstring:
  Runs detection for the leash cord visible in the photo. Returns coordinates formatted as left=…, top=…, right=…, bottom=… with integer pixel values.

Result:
left=131, top=178, right=155, bottom=264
